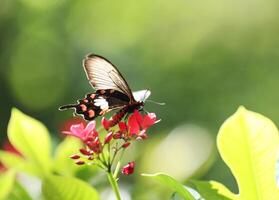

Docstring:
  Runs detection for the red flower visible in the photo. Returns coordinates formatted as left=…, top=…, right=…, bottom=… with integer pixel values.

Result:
left=122, top=161, right=135, bottom=175
left=128, top=110, right=159, bottom=136
left=62, top=121, right=96, bottom=141
left=86, top=136, right=102, bottom=154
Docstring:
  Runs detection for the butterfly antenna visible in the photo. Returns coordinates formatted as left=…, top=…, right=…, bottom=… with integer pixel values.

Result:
left=142, top=108, right=149, bottom=114
left=146, top=99, right=166, bottom=106
left=59, top=104, right=77, bottom=111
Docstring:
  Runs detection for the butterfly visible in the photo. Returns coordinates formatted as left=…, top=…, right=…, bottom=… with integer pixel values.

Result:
left=59, top=53, right=151, bottom=124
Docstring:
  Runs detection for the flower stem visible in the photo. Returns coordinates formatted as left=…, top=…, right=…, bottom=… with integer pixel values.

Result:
left=107, top=171, right=122, bottom=200
left=113, top=161, right=121, bottom=179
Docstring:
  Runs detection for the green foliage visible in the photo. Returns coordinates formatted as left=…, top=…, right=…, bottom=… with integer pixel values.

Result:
left=42, top=175, right=99, bottom=200
left=54, top=137, right=83, bottom=176
left=7, top=108, right=52, bottom=176
left=142, top=173, right=196, bottom=200
left=144, top=107, right=279, bottom=200
left=187, top=180, right=235, bottom=200
left=6, top=181, right=32, bottom=200
left=0, top=151, right=36, bottom=175
left=0, top=170, right=15, bottom=199
left=217, top=106, right=279, bottom=200
left=0, top=108, right=99, bottom=199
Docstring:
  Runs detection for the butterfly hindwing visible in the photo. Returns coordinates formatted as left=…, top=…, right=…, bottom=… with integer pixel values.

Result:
left=74, top=89, right=130, bottom=120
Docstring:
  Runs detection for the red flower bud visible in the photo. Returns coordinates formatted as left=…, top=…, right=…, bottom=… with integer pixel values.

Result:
left=102, top=117, right=113, bottom=130
left=104, top=132, right=113, bottom=144
left=79, top=148, right=92, bottom=156
left=122, top=161, right=135, bottom=175
left=122, top=142, right=130, bottom=148
left=70, top=154, right=80, bottom=159
left=75, top=160, right=85, bottom=165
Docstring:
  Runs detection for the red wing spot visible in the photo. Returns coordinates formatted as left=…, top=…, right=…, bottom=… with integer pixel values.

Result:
left=80, top=104, right=87, bottom=112
left=88, top=110, right=95, bottom=118
left=90, top=94, right=96, bottom=99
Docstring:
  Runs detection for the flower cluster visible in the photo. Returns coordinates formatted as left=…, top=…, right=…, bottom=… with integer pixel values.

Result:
left=63, top=110, right=159, bottom=175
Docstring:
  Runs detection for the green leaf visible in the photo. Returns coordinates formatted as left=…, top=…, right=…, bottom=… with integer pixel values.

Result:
left=217, top=106, right=279, bottom=200
left=0, top=170, right=16, bottom=199
left=7, top=108, right=52, bottom=176
left=142, top=173, right=196, bottom=200
left=0, top=151, right=37, bottom=175
left=6, top=181, right=32, bottom=200
left=42, top=175, right=100, bottom=200
left=187, top=180, right=236, bottom=200
left=0, top=151, right=25, bottom=169
left=54, top=136, right=83, bottom=176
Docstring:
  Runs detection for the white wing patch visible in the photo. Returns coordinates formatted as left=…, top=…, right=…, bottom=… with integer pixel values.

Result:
left=94, top=97, right=109, bottom=110
left=132, top=90, right=151, bottom=102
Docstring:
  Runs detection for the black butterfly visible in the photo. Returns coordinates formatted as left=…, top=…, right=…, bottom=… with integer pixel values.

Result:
left=59, top=53, right=151, bottom=123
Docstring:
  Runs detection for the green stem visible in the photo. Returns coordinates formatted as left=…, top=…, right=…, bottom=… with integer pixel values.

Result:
left=113, top=161, right=121, bottom=179
left=107, top=171, right=122, bottom=200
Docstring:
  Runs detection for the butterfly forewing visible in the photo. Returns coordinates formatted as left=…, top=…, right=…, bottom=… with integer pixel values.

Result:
left=83, top=54, right=135, bottom=102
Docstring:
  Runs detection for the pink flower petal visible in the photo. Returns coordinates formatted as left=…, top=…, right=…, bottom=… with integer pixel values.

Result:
left=62, top=131, right=83, bottom=140
left=85, top=121, right=96, bottom=133
left=70, top=123, right=85, bottom=137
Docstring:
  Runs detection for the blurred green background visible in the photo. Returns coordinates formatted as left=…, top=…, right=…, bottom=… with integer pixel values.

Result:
left=1, top=0, right=279, bottom=199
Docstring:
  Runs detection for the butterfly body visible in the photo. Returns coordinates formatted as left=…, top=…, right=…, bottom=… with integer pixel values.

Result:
left=59, top=53, right=150, bottom=122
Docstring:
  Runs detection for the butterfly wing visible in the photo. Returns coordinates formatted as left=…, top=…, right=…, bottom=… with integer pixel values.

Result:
left=132, top=90, right=151, bottom=102
left=83, top=54, right=135, bottom=102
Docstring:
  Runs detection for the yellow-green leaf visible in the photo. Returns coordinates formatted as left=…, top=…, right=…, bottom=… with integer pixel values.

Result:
left=42, top=175, right=100, bottom=200
left=54, top=136, right=83, bottom=176
left=0, top=151, right=37, bottom=176
left=8, top=108, right=52, bottom=177
left=217, top=106, right=279, bottom=200
left=0, top=170, right=16, bottom=199
left=142, top=173, right=196, bottom=200
left=6, top=181, right=32, bottom=200
left=187, top=180, right=236, bottom=200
